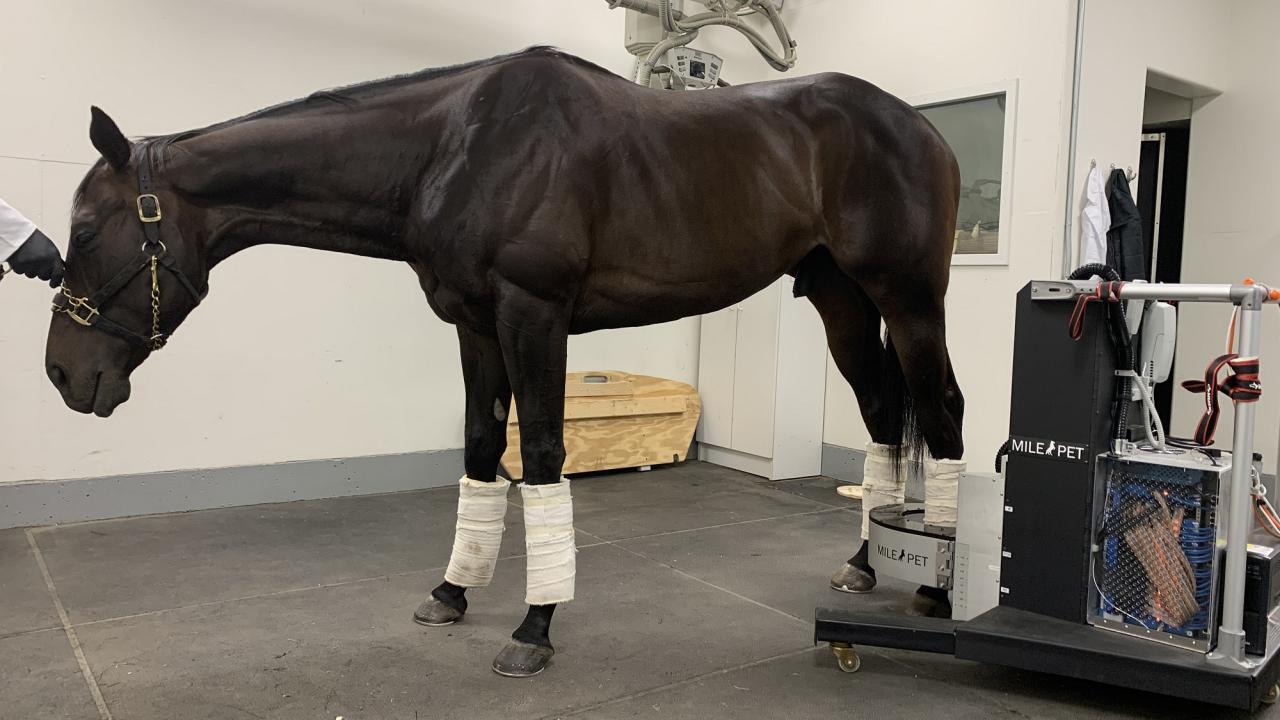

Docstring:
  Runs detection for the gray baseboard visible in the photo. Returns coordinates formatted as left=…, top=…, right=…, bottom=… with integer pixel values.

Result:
left=0, top=448, right=463, bottom=530
left=821, top=443, right=925, bottom=501
left=820, top=443, right=865, bottom=485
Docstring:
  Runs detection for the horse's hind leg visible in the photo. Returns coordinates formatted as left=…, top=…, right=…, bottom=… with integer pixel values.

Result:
left=870, top=289, right=964, bottom=461
left=864, top=277, right=966, bottom=618
left=799, top=253, right=904, bottom=595
left=415, top=325, right=514, bottom=627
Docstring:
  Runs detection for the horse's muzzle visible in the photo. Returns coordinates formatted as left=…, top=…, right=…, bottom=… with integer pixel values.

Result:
left=47, top=363, right=131, bottom=417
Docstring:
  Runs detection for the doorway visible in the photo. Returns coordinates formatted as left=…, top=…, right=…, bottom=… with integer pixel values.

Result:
left=1136, top=120, right=1190, bottom=429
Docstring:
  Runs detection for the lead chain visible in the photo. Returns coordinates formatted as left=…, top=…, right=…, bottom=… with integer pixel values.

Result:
left=149, top=255, right=162, bottom=350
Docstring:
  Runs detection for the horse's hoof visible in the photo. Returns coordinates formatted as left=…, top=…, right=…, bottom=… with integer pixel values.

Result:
left=830, top=562, right=876, bottom=594
left=905, top=590, right=952, bottom=619
left=413, top=596, right=464, bottom=627
left=491, top=640, right=555, bottom=678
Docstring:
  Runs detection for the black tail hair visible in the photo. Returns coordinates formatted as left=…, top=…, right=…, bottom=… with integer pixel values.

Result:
left=882, top=332, right=926, bottom=475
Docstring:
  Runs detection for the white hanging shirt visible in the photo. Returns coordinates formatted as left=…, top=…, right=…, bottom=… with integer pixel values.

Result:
left=1079, top=164, right=1110, bottom=267
left=0, top=198, right=38, bottom=262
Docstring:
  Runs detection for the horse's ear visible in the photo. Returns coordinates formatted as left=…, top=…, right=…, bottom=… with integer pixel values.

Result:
left=89, top=106, right=131, bottom=172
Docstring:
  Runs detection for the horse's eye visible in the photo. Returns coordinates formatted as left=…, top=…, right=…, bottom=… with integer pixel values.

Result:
left=72, top=231, right=97, bottom=248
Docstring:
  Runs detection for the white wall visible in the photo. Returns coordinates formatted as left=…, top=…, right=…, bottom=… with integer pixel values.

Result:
left=0, top=1, right=699, bottom=482
left=1170, top=1, right=1280, bottom=474
left=1072, top=0, right=1280, bottom=473
left=702, top=0, right=1078, bottom=466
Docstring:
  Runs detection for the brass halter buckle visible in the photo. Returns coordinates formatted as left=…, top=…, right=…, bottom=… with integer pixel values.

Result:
left=136, top=194, right=162, bottom=223
left=55, top=285, right=101, bottom=326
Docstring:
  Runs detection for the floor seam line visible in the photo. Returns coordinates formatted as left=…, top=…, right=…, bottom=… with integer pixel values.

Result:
left=67, top=543, right=616, bottom=630
left=0, top=625, right=64, bottom=641
left=599, top=506, right=849, bottom=544
left=26, top=529, right=113, bottom=720
left=765, top=485, right=857, bottom=509
left=68, top=566, right=446, bottom=629
left=543, top=645, right=817, bottom=719
left=607, top=542, right=810, bottom=626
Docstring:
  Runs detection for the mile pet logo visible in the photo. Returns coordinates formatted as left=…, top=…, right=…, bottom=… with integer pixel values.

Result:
left=1008, top=435, right=1088, bottom=463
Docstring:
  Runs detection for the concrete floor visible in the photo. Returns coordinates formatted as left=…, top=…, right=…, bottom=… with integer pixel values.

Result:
left=2, top=460, right=1273, bottom=719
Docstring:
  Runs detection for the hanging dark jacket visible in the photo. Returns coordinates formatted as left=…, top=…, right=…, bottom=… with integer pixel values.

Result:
left=1105, top=168, right=1146, bottom=280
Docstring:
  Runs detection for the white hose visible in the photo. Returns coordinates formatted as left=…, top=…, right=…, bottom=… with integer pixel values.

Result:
left=1117, top=367, right=1166, bottom=450
left=1251, top=466, right=1280, bottom=537
left=638, top=29, right=700, bottom=87
left=664, top=2, right=796, bottom=70
left=636, top=0, right=796, bottom=84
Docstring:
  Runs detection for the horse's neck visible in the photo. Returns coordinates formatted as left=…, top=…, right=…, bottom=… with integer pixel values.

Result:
left=169, top=111, right=427, bottom=267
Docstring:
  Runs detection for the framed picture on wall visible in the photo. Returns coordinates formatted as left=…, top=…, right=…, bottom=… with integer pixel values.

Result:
left=911, top=80, right=1018, bottom=266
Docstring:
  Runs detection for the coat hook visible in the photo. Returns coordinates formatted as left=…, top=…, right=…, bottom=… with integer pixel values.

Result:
left=1109, top=163, right=1137, bottom=183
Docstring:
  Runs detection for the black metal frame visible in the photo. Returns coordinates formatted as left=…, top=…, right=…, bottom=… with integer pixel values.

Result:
left=813, top=281, right=1280, bottom=711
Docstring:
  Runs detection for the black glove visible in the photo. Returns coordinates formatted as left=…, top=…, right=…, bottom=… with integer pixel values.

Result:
left=8, top=229, right=65, bottom=287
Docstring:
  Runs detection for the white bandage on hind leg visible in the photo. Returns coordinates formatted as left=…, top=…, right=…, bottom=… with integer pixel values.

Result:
left=521, top=480, right=577, bottom=605
left=860, top=443, right=907, bottom=540
left=443, top=476, right=511, bottom=588
left=924, top=458, right=964, bottom=528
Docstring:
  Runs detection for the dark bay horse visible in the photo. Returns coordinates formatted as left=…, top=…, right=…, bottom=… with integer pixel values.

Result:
left=44, top=47, right=963, bottom=677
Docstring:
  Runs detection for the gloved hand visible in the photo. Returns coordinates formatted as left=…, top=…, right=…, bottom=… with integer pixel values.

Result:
left=8, top=229, right=65, bottom=287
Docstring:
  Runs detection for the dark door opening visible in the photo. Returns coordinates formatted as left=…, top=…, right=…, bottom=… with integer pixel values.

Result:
left=1136, top=120, right=1190, bottom=430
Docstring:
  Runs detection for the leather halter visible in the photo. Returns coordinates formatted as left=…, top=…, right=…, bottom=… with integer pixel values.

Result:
left=51, top=146, right=207, bottom=351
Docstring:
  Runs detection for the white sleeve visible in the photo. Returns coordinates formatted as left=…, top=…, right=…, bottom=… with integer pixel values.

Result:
left=1079, top=165, right=1110, bottom=267
left=0, top=198, right=39, bottom=262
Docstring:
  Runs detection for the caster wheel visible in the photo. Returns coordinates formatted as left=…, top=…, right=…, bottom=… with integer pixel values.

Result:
left=829, top=643, right=861, bottom=674
left=1262, top=683, right=1279, bottom=705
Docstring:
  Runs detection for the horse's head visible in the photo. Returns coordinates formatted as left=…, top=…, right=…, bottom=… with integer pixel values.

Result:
left=45, top=108, right=209, bottom=417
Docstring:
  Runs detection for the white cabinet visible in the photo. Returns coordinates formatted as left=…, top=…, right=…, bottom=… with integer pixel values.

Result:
left=696, top=277, right=827, bottom=480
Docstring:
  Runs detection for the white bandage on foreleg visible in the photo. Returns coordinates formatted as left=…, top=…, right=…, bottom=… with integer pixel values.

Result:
left=924, top=458, right=964, bottom=527
left=521, top=480, right=577, bottom=605
left=860, top=443, right=907, bottom=540
left=443, top=476, right=511, bottom=588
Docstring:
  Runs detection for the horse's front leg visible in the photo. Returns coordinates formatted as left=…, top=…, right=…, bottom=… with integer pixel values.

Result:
left=414, top=325, right=513, bottom=627
left=491, top=290, right=574, bottom=678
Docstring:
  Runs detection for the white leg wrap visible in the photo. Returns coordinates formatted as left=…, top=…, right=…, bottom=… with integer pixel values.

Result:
left=521, top=480, right=576, bottom=605
left=924, top=458, right=964, bottom=528
left=860, top=443, right=907, bottom=540
left=443, top=476, right=510, bottom=588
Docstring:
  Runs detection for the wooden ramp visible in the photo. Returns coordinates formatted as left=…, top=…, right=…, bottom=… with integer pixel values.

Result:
left=501, top=371, right=701, bottom=480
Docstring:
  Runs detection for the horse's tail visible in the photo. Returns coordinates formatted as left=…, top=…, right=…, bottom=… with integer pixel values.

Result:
left=882, top=332, right=925, bottom=475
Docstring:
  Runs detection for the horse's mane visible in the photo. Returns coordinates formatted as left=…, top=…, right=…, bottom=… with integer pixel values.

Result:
left=144, top=46, right=612, bottom=152
left=74, top=47, right=612, bottom=201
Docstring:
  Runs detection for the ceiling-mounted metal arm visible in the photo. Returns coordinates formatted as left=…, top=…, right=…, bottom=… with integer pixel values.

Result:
left=607, top=0, right=796, bottom=83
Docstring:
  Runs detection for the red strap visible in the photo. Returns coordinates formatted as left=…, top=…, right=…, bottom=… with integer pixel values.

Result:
left=1069, top=281, right=1124, bottom=340
left=1225, top=357, right=1262, bottom=402
left=1180, top=354, right=1263, bottom=445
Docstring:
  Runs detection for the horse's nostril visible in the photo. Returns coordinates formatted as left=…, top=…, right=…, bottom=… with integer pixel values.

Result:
left=47, top=364, right=68, bottom=389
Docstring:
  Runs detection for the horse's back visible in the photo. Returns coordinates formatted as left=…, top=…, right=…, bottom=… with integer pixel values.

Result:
left=446, top=51, right=959, bottom=330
